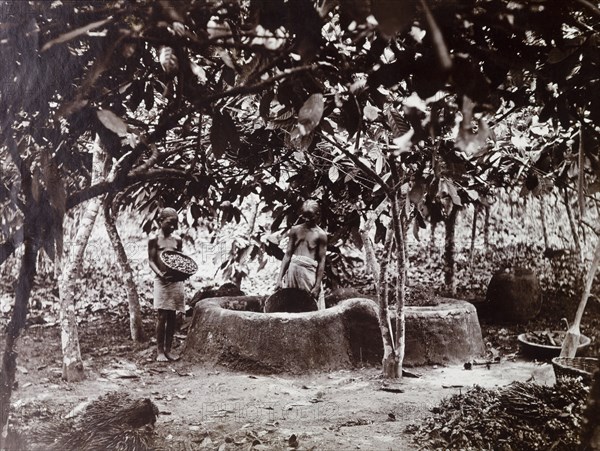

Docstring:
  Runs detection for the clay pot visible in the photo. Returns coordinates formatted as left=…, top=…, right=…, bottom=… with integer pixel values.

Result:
left=486, top=267, right=542, bottom=323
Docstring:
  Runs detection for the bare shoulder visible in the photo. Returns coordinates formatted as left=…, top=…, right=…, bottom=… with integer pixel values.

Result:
left=148, top=234, right=158, bottom=246
left=316, top=226, right=327, bottom=240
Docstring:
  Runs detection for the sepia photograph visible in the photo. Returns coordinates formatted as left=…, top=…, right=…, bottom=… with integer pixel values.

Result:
left=0, top=0, right=599, bottom=449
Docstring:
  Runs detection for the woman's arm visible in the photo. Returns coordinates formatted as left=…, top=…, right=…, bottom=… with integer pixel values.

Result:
left=312, top=232, right=327, bottom=297
left=276, top=229, right=296, bottom=288
left=148, top=238, right=167, bottom=278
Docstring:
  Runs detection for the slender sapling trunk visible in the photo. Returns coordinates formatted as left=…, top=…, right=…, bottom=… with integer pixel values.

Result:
left=443, top=207, right=458, bottom=296
left=539, top=196, right=549, bottom=250
left=564, top=188, right=583, bottom=263
left=103, top=196, right=145, bottom=342
left=468, top=204, right=478, bottom=271
left=57, top=136, right=105, bottom=381
left=483, top=206, right=491, bottom=249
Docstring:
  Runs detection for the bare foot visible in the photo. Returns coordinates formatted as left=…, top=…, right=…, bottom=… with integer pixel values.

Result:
left=156, top=352, right=169, bottom=362
left=166, top=353, right=180, bottom=362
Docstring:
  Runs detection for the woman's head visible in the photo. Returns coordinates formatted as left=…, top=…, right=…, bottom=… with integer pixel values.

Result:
left=300, top=200, right=320, bottom=223
left=158, top=207, right=178, bottom=234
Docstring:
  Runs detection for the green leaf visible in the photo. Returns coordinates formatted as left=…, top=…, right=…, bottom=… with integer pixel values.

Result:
left=350, top=226, right=363, bottom=249
left=385, top=108, right=411, bottom=138
left=547, top=40, right=584, bottom=64
left=97, top=109, right=128, bottom=137
left=439, top=179, right=462, bottom=206
left=298, top=93, right=324, bottom=136
left=408, top=179, right=426, bottom=205
left=329, top=166, right=339, bottom=183
left=363, top=103, right=380, bottom=121
left=375, top=155, right=384, bottom=174
left=320, top=117, right=335, bottom=135
left=588, top=181, right=600, bottom=195
left=219, top=50, right=236, bottom=69
left=293, top=151, right=306, bottom=163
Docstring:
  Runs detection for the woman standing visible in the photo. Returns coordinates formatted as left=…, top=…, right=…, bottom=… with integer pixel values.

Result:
left=148, top=207, right=185, bottom=361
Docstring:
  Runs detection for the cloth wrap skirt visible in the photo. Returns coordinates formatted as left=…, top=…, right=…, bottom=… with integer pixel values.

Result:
left=153, top=277, right=185, bottom=312
left=284, top=255, right=325, bottom=310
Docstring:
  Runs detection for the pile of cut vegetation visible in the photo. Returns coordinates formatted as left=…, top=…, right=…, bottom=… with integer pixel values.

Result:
left=408, top=379, right=589, bottom=450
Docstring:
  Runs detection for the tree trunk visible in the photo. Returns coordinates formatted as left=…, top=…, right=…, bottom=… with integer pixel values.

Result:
left=378, top=225, right=398, bottom=378
left=483, top=206, right=491, bottom=248
left=391, top=194, right=407, bottom=377
left=0, top=224, right=39, bottom=447
left=444, top=207, right=458, bottom=296
left=359, top=205, right=398, bottom=376
left=360, top=229, right=380, bottom=297
left=57, top=136, right=104, bottom=381
left=468, top=204, right=478, bottom=271
left=359, top=202, right=387, bottom=297
left=379, top=157, right=410, bottom=378
left=429, top=220, right=437, bottom=253
left=579, top=361, right=600, bottom=450
left=564, top=188, right=582, bottom=262
left=247, top=196, right=259, bottom=236
left=233, top=196, right=260, bottom=289
left=103, top=195, right=145, bottom=342
left=539, top=196, right=549, bottom=250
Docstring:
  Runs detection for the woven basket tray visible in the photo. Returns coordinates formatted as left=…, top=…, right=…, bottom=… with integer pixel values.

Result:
left=551, top=357, right=599, bottom=385
left=159, top=250, right=198, bottom=281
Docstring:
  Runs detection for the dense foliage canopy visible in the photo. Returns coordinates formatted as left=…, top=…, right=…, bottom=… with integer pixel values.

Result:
left=1, top=0, right=598, bottom=262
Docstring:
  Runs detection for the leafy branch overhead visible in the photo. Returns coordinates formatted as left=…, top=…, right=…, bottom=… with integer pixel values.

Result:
left=2, top=0, right=598, bottom=252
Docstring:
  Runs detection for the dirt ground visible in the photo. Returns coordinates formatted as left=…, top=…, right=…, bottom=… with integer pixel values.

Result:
left=4, top=309, right=560, bottom=451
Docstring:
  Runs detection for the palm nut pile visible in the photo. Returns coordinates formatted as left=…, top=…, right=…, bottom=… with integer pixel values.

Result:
left=161, top=251, right=197, bottom=275
left=408, top=379, right=589, bottom=450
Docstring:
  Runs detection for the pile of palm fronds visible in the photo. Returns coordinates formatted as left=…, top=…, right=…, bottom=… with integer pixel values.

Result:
left=30, top=391, right=159, bottom=451
left=409, top=379, right=589, bottom=450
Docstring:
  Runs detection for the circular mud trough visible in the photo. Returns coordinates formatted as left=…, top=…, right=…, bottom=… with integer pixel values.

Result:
left=183, top=295, right=485, bottom=373
left=264, top=288, right=318, bottom=313
left=327, top=292, right=485, bottom=367
left=182, top=296, right=383, bottom=374
left=403, top=298, right=485, bottom=366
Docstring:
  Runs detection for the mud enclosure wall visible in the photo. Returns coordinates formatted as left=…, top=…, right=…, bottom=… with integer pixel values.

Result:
left=182, top=297, right=383, bottom=374
left=183, top=296, right=485, bottom=373
left=404, top=299, right=486, bottom=366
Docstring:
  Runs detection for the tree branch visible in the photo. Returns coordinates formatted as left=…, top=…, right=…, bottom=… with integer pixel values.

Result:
left=194, top=65, right=314, bottom=109
left=318, top=132, right=392, bottom=196
left=128, top=138, right=160, bottom=177
left=574, top=0, right=600, bottom=20
left=66, top=167, right=195, bottom=209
